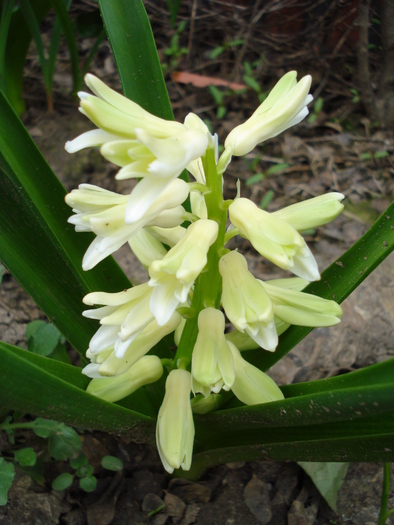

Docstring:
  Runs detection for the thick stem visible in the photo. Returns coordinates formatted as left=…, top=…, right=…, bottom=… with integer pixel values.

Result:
left=172, top=145, right=227, bottom=368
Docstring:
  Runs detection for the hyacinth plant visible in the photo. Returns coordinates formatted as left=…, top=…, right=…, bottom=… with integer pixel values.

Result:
left=0, top=0, right=393, bottom=481
left=64, top=70, right=347, bottom=472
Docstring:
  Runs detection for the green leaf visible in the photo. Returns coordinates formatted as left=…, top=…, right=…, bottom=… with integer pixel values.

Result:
left=0, top=90, right=131, bottom=355
left=313, top=97, right=324, bottom=114
left=209, top=46, right=224, bottom=59
left=14, top=447, right=37, bottom=467
left=1, top=0, right=52, bottom=114
left=48, top=424, right=82, bottom=460
left=0, top=342, right=157, bottom=433
left=74, top=9, right=103, bottom=38
left=32, top=418, right=63, bottom=438
left=98, top=0, right=173, bottom=120
left=76, top=464, right=93, bottom=478
left=50, top=0, right=81, bottom=94
left=0, top=458, right=16, bottom=506
left=298, top=462, right=348, bottom=512
left=184, top=359, right=394, bottom=477
left=79, top=475, right=97, bottom=492
left=101, top=455, right=123, bottom=471
left=52, top=472, right=73, bottom=491
left=243, top=75, right=261, bottom=93
left=266, top=162, right=289, bottom=175
left=70, top=454, right=88, bottom=469
left=374, top=150, right=389, bottom=159
left=259, top=189, right=275, bottom=210
left=27, top=322, right=61, bottom=357
left=166, top=0, right=182, bottom=27
left=245, top=173, right=264, bottom=186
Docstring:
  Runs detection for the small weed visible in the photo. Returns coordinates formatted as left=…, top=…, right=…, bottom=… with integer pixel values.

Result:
left=0, top=415, right=124, bottom=504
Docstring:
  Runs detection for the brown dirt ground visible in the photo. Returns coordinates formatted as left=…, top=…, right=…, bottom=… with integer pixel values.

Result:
left=1, top=1, right=394, bottom=524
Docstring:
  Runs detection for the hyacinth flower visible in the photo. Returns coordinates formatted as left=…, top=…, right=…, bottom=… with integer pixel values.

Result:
left=148, top=219, right=218, bottom=326
left=229, top=198, right=320, bottom=281
left=66, top=71, right=346, bottom=474
left=82, top=284, right=157, bottom=359
left=156, top=369, right=195, bottom=474
left=219, top=250, right=278, bottom=351
left=86, top=355, right=163, bottom=403
left=65, top=74, right=209, bottom=222
left=66, top=178, right=190, bottom=270
left=191, top=308, right=235, bottom=396
left=224, top=71, right=313, bottom=157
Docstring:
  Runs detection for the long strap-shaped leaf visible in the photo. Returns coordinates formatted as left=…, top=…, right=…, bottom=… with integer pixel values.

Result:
left=2, top=341, right=394, bottom=472
left=0, top=90, right=131, bottom=354
left=187, top=361, right=394, bottom=477
left=1, top=0, right=52, bottom=114
left=0, top=342, right=157, bottom=434
left=98, top=0, right=174, bottom=120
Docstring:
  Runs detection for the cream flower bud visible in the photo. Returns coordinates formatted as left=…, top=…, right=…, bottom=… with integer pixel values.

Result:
left=96, top=313, right=182, bottom=376
left=224, top=71, right=312, bottom=156
left=128, top=229, right=167, bottom=269
left=66, top=75, right=208, bottom=224
left=65, top=75, right=209, bottom=223
left=147, top=225, right=187, bottom=247
left=260, top=280, right=343, bottom=327
left=229, top=198, right=320, bottom=281
left=156, top=369, right=194, bottom=473
left=219, top=251, right=278, bottom=351
left=83, top=283, right=155, bottom=357
left=65, top=178, right=189, bottom=270
left=86, top=355, right=163, bottom=403
left=149, top=219, right=218, bottom=326
left=191, top=308, right=235, bottom=395
left=229, top=342, right=284, bottom=405
left=123, top=128, right=208, bottom=223
left=73, top=74, right=184, bottom=141
left=190, top=191, right=208, bottom=219
left=272, top=193, right=345, bottom=231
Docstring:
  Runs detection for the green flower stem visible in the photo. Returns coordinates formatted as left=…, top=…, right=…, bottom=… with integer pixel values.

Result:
left=0, top=421, right=36, bottom=431
left=378, top=463, right=392, bottom=525
left=173, top=145, right=227, bottom=368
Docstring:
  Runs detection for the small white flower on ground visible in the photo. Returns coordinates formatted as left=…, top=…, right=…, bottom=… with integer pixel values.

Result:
left=219, top=250, right=278, bottom=351
left=148, top=219, right=219, bottom=326
left=229, top=198, right=320, bottom=281
left=156, top=369, right=195, bottom=473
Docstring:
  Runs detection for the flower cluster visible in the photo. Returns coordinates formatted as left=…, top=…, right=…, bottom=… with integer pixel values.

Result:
left=66, top=71, right=344, bottom=473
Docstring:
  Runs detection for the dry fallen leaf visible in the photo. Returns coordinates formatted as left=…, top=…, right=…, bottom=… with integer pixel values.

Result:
left=171, top=71, right=247, bottom=90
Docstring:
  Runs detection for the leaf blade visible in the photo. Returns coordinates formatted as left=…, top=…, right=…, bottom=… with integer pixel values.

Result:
left=0, top=90, right=131, bottom=354
left=98, top=0, right=173, bottom=120
left=0, top=342, right=156, bottom=438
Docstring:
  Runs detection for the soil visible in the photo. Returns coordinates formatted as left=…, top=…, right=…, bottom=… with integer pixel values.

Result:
left=1, top=1, right=394, bottom=524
